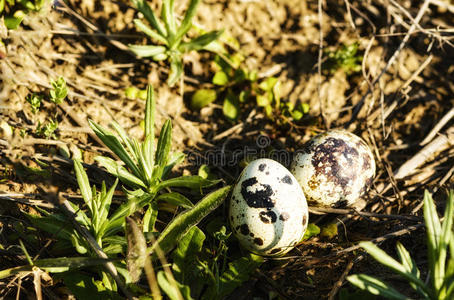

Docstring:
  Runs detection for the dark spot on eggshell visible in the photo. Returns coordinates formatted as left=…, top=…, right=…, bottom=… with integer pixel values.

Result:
left=253, top=238, right=263, bottom=246
left=302, top=215, right=307, bottom=227
left=311, top=137, right=359, bottom=192
left=240, top=224, right=250, bottom=235
left=241, top=177, right=275, bottom=208
left=281, top=175, right=292, bottom=185
left=362, top=154, right=371, bottom=171
left=258, top=163, right=266, bottom=172
left=303, top=139, right=316, bottom=154
left=333, top=199, right=348, bottom=208
left=279, top=212, right=290, bottom=221
left=249, top=232, right=255, bottom=237
left=259, top=211, right=277, bottom=223
left=266, top=172, right=269, bottom=175
left=269, top=248, right=281, bottom=254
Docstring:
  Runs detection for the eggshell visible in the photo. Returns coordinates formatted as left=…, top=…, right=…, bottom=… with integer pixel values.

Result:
left=290, top=130, right=375, bottom=207
left=229, top=158, right=308, bottom=256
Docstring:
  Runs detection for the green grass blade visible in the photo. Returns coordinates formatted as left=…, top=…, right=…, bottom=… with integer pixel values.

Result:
left=132, top=0, right=167, bottom=37
left=161, top=0, right=176, bottom=37
left=145, top=85, right=156, bottom=139
left=395, top=242, right=427, bottom=297
left=157, top=271, right=184, bottom=300
left=157, top=175, right=220, bottom=191
left=95, top=156, right=146, bottom=189
left=347, top=274, right=409, bottom=300
left=73, top=159, right=92, bottom=209
left=156, top=192, right=193, bottom=209
left=162, top=152, right=185, bottom=180
left=423, top=189, right=442, bottom=290
left=0, top=257, right=111, bottom=279
left=437, top=190, right=454, bottom=292
left=155, top=119, right=172, bottom=173
left=98, top=178, right=118, bottom=231
left=102, top=190, right=156, bottom=237
left=217, top=254, right=263, bottom=298
left=133, top=19, right=168, bottom=45
left=129, top=44, right=167, bottom=58
left=360, top=241, right=430, bottom=294
left=110, top=120, right=138, bottom=163
left=174, top=0, right=201, bottom=44
left=179, top=30, right=223, bottom=52
left=89, top=120, right=142, bottom=178
left=167, top=56, right=183, bottom=87
left=148, top=186, right=231, bottom=257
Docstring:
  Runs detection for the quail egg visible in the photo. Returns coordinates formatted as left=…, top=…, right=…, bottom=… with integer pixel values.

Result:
left=290, top=130, right=375, bottom=208
left=229, top=158, right=308, bottom=256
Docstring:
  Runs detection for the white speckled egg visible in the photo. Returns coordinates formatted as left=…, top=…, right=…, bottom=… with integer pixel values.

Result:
left=229, top=158, right=308, bottom=256
left=290, top=130, right=375, bottom=208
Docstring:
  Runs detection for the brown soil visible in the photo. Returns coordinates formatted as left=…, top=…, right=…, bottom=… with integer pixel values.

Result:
left=1, top=0, right=453, bottom=299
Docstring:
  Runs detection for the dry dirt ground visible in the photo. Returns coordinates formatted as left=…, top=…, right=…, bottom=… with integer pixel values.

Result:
left=1, top=0, right=454, bottom=299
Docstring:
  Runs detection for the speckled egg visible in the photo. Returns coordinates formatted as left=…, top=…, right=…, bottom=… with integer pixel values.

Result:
left=229, top=158, right=308, bottom=256
left=290, top=130, right=375, bottom=208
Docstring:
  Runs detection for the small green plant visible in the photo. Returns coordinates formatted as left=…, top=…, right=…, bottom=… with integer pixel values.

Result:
left=25, top=93, right=42, bottom=114
left=36, top=118, right=58, bottom=139
left=24, top=76, right=67, bottom=139
left=191, top=53, right=309, bottom=122
left=49, top=76, right=68, bottom=105
left=323, top=42, right=362, bottom=75
left=129, top=0, right=223, bottom=86
left=0, top=0, right=46, bottom=29
left=347, top=189, right=454, bottom=299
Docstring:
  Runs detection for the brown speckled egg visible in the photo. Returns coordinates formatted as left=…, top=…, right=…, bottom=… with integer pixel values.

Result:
left=229, top=159, right=308, bottom=256
left=290, top=130, right=375, bottom=208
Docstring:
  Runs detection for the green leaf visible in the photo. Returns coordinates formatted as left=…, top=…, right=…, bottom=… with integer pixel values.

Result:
left=347, top=274, right=408, bottom=300
left=320, top=222, right=338, bottom=239
left=131, top=0, right=167, bottom=37
left=302, top=223, right=320, bottom=240
left=174, top=0, right=201, bottom=44
left=95, top=156, right=146, bottom=189
left=157, top=271, right=185, bottom=300
left=144, top=85, right=156, bottom=146
left=359, top=242, right=429, bottom=294
left=423, top=190, right=442, bottom=290
left=49, top=77, right=68, bottom=105
left=158, top=175, right=220, bottom=191
left=133, top=19, right=168, bottom=45
left=155, top=119, right=172, bottom=172
left=148, top=186, right=231, bottom=257
left=156, top=192, right=193, bottom=209
left=258, top=77, right=278, bottom=91
left=216, top=254, right=263, bottom=298
left=168, top=55, right=183, bottom=87
left=395, top=242, right=425, bottom=296
left=161, top=0, right=176, bottom=38
left=4, top=15, right=23, bottom=30
left=129, top=44, right=167, bottom=58
left=256, top=94, right=270, bottom=107
left=56, top=272, right=124, bottom=300
left=25, top=213, right=74, bottom=242
left=98, top=179, right=118, bottom=233
left=0, top=257, right=111, bottom=279
left=179, top=30, right=223, bottom=52
left=223, top=93, right=239, bottom=120
left=191, top=89, right=217, bottom=110
left=73, top=159, right=92, bottom=209
left=88, top=120, right=142, bottom=178
left=212, top=71, right=229, bottom=86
